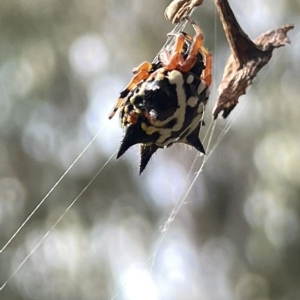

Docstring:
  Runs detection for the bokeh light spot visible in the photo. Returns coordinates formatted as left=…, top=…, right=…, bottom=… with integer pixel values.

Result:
left=69, top=34, right=109, bottom=77
left=121, top=265, right=159, bottom=300
left=264, top=207, right=299, bottom=247
left=0, top=59, right=34, bottom=98
left=22, top=120, right=56, bottom=163
left=254, top=131, right=300, bottom=184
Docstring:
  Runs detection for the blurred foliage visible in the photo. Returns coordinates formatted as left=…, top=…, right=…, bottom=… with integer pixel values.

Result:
left=0, top=0, right=299, bottom=299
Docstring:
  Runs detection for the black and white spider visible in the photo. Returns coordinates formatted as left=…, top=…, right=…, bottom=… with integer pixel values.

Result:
left=109, top=16, right=212, bottom=174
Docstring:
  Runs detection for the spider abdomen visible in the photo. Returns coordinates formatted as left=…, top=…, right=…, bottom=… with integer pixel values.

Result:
left=118, top=69, right=209, bottom=173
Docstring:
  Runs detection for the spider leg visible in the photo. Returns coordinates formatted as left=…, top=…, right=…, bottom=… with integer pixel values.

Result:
left=108, top=62, right=152, bottom=119
left=159, top=33, right=185, bottom=70
left=168, top=31, right=193, bottom=43
left=177, top=16, right=204, bottom=73
left=200, top=45, right=212, bottom=87
left=177, top=16, right=212, bottom=87
left=132, top=61, right=152, bottom=74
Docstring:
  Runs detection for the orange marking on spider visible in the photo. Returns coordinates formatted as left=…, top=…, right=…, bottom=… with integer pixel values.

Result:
left=109, top=16, right=212, bottom=120
left=108, top=66, right=151, bottom=119
left=126, top=112, right=138, bottom=124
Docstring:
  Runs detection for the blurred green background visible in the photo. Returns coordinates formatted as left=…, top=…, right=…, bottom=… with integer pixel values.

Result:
left=0, top=0, right=299, bottom=299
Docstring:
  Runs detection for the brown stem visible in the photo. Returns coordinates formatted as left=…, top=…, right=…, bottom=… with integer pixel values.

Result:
left=214, top=0, right=259, bottom=66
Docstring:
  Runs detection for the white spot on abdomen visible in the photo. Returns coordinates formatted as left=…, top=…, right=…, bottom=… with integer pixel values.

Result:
left=186, top=74, right=194, bottom=84
left=197, top=80, right=206, bottom=95
left=187, top=96, right=198, bottom=107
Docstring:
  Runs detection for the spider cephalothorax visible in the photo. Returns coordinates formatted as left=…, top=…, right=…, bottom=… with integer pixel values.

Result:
left=109, top=16, right=212, bottom=174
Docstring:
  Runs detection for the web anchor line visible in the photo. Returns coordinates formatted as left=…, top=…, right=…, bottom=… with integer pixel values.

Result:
left=0, top=149, right=116, bottom=290
left=0, top=124, right=109, bottom=254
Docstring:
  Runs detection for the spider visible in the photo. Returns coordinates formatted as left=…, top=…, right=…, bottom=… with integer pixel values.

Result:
left=109, top=16, right=212, bottom=174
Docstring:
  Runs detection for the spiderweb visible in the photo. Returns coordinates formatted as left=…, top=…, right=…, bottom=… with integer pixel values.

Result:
left=0, top=3, right=262, bottom=299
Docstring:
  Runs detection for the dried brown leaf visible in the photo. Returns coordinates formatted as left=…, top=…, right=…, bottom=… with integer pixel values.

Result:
left=212, top=0, right=294, bottom=119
